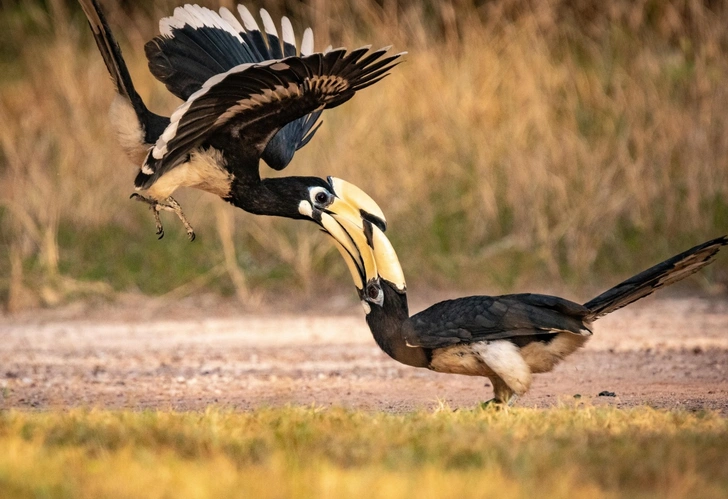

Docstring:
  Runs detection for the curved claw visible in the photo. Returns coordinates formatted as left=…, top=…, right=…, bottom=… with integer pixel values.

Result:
left=128, top=192, right=195, bottom=242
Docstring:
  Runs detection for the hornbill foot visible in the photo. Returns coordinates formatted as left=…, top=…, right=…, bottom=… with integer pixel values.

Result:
left=130, top=193, right=196, bottom=241
left=163, top=197, right=196, bottom=242
left=478, top=395, right=518, bottom=410
left=479, top=399, right=500, bottom=410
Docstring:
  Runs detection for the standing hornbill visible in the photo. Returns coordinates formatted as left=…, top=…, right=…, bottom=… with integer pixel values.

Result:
left=321, top=204, right=727, bottom=404
left=78, top=0, right=401, bottom=239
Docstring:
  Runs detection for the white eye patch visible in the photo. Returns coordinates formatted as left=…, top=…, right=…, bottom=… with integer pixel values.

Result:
left=308, top=186, right=332, bottom=208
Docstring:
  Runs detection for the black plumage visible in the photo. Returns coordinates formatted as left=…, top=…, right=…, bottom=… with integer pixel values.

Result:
left=406, top=293, right=591, bottom=348
left=142, top=46, right=394, bottom=184
left=330, top=212, right=727, bottom=404
left=143, top=4, right=322, bottom=170
left=78, top=0, right=170, bottom=147
left=78, top=1, right=400, bottom=239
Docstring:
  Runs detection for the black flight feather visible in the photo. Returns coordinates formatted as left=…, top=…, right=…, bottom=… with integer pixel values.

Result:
left=144, top=5, right=324, bottom=172
left=78, top=0, right=169, bottom=145
left=140, top=48, right=403, bottom=188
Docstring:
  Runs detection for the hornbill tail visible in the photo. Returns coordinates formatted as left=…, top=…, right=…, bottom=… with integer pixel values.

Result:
left=583, top=236, right=728, bottom=321
left=78, top=0, right=145, bottom=117
left=78, top=0, right=169, bottom=156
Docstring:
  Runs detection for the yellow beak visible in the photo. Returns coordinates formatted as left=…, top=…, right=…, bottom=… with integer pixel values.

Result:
left=319, top=211, right=378, bottom=291
left=327, top=177, right=387, bottom=231
left=318, top=181, right=406, bottom=298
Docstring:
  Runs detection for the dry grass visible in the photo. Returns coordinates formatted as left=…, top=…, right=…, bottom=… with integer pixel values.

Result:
left=0, top=406, right=727, bottom=498
left=1, top=0, right=727, bottom=309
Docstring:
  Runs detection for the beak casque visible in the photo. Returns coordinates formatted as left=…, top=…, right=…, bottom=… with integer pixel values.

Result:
left=327, top=177, right=387, bottom=232
left=317, top=179, right=406, bottom=295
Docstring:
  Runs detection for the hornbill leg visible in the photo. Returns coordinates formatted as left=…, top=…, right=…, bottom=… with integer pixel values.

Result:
left=478, top=397, right=517, bottom=410
left=161, top=197, right=196, bottom=242
left=153, top=209, right=164, bottom=239
left=130, top=193, right=196, bottom=241
left=489, top=376, right=517, bottom=406
left=479, top=398, right=499, bottom=409
left=131, top=193, right=166, bottom=239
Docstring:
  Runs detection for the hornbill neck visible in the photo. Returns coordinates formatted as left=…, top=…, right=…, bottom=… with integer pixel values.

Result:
left=228, top=175, right=326, bottom=220
left=365, top=280, right=430, bottom=368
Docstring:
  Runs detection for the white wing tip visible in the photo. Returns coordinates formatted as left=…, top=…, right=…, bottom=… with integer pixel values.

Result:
left=151, top=145, right=166, bottom=160
left=159, top=4, right=242, bottom=41
left=281, top=16, right=295, bottom=46
left=237, top=4, right=259, bottom=32
left=219, top=7, right=245, bottom=35
left=259, top=8, right=278, bottom=37
left=301, top=27, right=314, bottom=55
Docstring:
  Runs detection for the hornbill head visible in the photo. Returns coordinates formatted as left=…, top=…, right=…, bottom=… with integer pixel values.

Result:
left=298, top=176, right=387, bottom=231
left=315, top=184, right=406, bottom=313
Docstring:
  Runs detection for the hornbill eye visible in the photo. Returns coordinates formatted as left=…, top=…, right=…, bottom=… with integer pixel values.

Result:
left=365, top=282, right=384, bottom=306
left=310, top=187, right=333, bottom=208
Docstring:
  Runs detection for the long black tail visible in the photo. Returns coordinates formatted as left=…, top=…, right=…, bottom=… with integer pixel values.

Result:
left=78, top=0, right=147, bottom=119
left=583, top=236, right=727, bottom=321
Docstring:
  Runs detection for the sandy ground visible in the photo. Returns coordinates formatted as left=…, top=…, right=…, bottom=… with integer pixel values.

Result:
left=1, top=296, right=728, bottom=413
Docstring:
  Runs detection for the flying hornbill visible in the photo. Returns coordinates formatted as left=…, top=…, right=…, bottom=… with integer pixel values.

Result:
left=78, top=0, right=401, bottom=239
left=322, top=205, right=727, bottom=404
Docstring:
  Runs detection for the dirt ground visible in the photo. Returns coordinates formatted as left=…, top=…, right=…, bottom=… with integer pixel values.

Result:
left=2, top=295, right=728, bottom=413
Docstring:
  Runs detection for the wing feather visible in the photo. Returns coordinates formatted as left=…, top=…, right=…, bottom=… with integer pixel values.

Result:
left=138, top=48, right=403, bottom=188
left=144, top=4, right=326, bottom=172
left=405, top=294, right=592, bottom=349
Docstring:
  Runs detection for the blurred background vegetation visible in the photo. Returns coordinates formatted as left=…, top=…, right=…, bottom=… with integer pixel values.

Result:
left=1, top=0, right=727, bottom=312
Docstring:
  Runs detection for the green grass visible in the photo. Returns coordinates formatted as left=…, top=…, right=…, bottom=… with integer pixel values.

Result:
left=55, top=222, right=222, bottom=295
left=1, top=406, right=727, bottom=498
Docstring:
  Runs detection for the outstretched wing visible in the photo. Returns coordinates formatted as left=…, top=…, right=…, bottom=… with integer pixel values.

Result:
left=144, top=4, right=324, bottom=170
left=137, top=47, right=401, bottom=189
left=404, top=294, right=592, bottom=349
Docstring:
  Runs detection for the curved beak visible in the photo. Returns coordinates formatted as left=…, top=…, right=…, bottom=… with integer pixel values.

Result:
left=316, top=181, right=406, bottom=300
left=319, top=211, right=379, bottom=292
left=314, top=177, right=386, bottom=293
